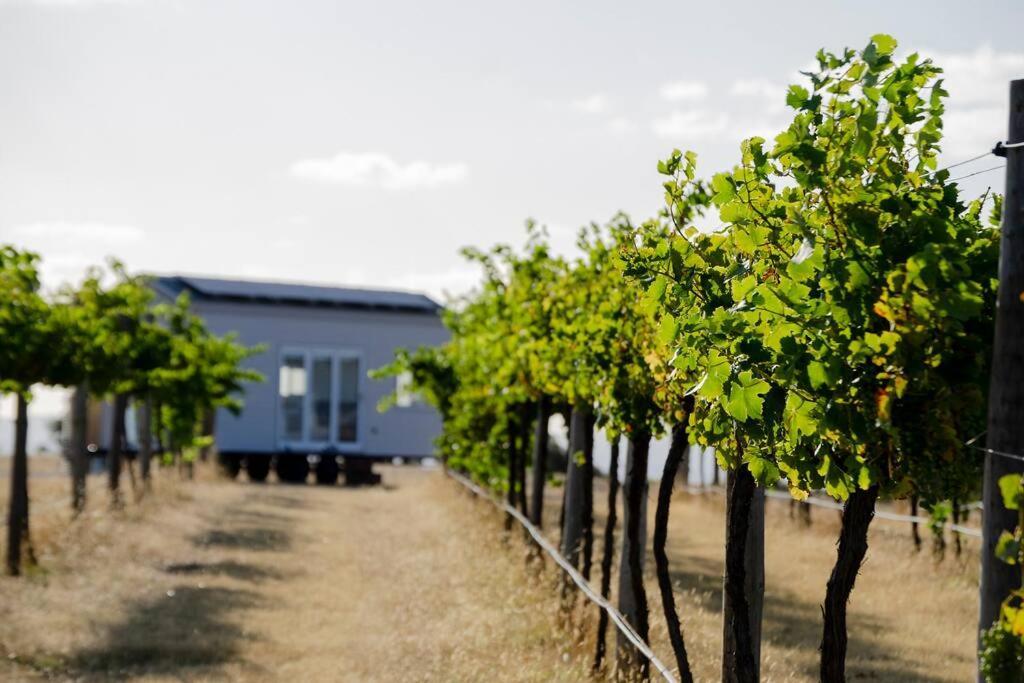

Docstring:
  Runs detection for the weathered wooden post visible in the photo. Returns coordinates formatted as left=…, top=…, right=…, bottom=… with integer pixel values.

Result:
left=594, top=438, right=621, bottom=672
left=529, top=395, right=551, bottom=527
left=70, top=384, right=89, bottom=513
left=979, top=78, right=1024, bottom=667
left=138, top=396, right=153, bottom=493
left=616, top=432, right=651, bottom=678
left=722, top=465, right=764, bottom=682
left=560, top=405, right=593, bottom=578
left=108, top=392, right=127, bottom=507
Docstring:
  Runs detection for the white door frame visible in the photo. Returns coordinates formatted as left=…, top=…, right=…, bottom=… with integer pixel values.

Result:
left=276, top=346, right=363, bottom=453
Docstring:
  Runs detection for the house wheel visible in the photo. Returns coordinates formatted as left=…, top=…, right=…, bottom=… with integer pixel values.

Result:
left=316, top=455, right=339, bottom=485
left=218, top=453, right=242, bottom=479
left=276, top=455, right=310, bottom=484
left=246, top=454, right=271, bottom=483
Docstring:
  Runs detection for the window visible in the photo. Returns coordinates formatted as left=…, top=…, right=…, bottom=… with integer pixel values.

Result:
left=279, top=354, right=306, bottom=441
left=310, top=356, right=332, bottom=442
left=395, top=371, right=418, bottom=408
left=337, top=357, right=359, bottom=442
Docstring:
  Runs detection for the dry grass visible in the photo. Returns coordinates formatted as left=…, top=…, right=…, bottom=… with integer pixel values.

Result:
left=536, top=476, right=978, bottom=682
left=0, top=457, right=980, bottom=681
left=0, top=459, right=590, bottom=682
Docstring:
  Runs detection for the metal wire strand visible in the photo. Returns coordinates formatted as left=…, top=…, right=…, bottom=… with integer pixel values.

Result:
left=684, top=485, right=982, bottom=538
left=447, top=469, right=679, bottom=683
left=965, top=431, right=1024, bottom=464
left=949, top=165, right=1006, bottom=182
left=936, top=151, right=993, bottom=173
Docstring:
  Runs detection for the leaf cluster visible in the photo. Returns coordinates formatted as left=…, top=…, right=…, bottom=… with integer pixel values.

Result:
left=0, top=249, right=264, bottom=450
left=623, top=35, right=997, bottom=503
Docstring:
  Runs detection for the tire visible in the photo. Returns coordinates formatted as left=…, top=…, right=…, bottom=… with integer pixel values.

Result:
left=316, top=455, right=339, bottom=485
left=276, top=455, right=310, bottom=484
left=344, top=458, right=378, bottom=486
left=218, top=453, right=242, bottom=479
left=246, top=455, right=271, bottom=483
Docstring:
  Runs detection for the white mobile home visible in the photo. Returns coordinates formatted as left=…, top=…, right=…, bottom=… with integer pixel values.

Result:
left=148, top=275, right=448, bottom=483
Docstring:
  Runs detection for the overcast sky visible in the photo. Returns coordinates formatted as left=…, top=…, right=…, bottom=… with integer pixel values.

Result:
left=1, top=0, right=1022, bottom=305
left=0, top=0, right=1022, bottom=420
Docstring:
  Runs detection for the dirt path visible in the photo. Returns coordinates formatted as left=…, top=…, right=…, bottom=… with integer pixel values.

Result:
left=0, top=460, right=980, bottom=682
left=0, top=466, right=585, bottom=682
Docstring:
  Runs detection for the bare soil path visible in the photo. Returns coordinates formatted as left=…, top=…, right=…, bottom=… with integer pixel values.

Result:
left=0, top=464, right=584, bottom=682
left=0, top=459, right=980, bottom=682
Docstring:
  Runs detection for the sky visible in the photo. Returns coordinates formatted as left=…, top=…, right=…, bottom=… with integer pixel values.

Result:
left=0, top=0, right=1022, bottom=420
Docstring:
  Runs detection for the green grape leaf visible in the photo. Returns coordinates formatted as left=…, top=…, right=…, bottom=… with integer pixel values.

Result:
left=784, top=391, right=818, bottom=437
left=786, top=85, right=810, bottom=109
left=871, top=33, right=897, bottom=56
left=696, top=351, right=730, bottom=400
left=658, top=316, right=680, bottom=346
left=857, top=464, right=875, bottom=490
left=807, top=360, right=835, bottom=389
left=999, top=474, right=1024, bottom=511
left=995, top=531, right=1021, bottom=565
left=747, top=455, right=780, bottom=486
left=724, top=371, right=769, bottom=422
left=731, top=274, right=758, bottom=303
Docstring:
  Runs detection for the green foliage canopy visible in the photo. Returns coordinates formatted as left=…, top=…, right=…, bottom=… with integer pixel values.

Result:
left=624, top=35, right=998, bottom=505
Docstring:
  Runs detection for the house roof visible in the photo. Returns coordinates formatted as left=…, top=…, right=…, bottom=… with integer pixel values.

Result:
left=150, top=275, right=441, bottom=314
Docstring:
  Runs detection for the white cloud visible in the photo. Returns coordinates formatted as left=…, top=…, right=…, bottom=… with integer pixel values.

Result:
left=8, top=221, right=144, bottom=244
left=712, top=46, right=1024, bottom=165
left=730, top=78, right=790, bottom=112
left=659, top=81, right=708, bottom=102
left=730, top=79, right=780, bottom=99
left=0, top=221, right=146, bottom=288
left=539, top=221, right=582, bottom=260
left=942, top=105, right=1006, bottom=162
left=607, top=117, right=636, bottom=135
left=290, top=152, right=469, bottom=190
left=918, top=46, right=1024, bottom=162
left=651, top=110, right=729, bottom=139
left=925, top=45, right=1024, bottom=107
left=341, top=264, right=481, bottom=303
left=572, top=93, right=609, bottom=114
left=384, top=266, right=482, bottom=302
left=0, top=0, right=147, bottom=6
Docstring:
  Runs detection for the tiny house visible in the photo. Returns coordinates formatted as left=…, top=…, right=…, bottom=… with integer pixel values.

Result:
left=141, top=275, right=448, bottom=483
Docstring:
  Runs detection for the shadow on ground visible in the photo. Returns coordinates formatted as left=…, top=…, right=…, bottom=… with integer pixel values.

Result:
left=61, top=585, right=263, bottom=680
left=192, top=527, right=292, bottom=552
left=49, top=488, right=303, bottom=680
left=164, top=559, right=286, bottom=583
left=249, top=492, right=315, bottom=510
left=665, top=547, right=953, bottom=682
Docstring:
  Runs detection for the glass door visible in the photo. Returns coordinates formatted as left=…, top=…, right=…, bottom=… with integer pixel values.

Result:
left=279, top=352, right=307, bottom=443
left=309, top=354, right=334, bottom=443
left=337, top=356, right=359, bottom=444
left=278, top=348, right=361, bottom=450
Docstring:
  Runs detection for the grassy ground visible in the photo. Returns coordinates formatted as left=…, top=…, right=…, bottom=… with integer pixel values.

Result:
left=0, top=459, right=589, bottom=682
left=0, top=457, right=979, bottom=681
left=537, top=476, right=978, bottom=682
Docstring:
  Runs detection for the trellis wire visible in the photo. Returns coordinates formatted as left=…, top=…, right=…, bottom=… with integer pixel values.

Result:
left=682, top=484, right=982, bottom=538
left=950, top=165, right=1005, bottom=182
left=446, top=469, right=679, bottom=683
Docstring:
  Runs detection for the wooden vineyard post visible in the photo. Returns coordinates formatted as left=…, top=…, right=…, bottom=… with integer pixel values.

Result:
left=979, top=78, right=1024, bottom=664
left=560, top=405, right=593, bottom=589
left=616, top=432, right=651, bottom=678
left=722, top=465, right=764, bottom=682
left=530, top=396, right=552, bottom=527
